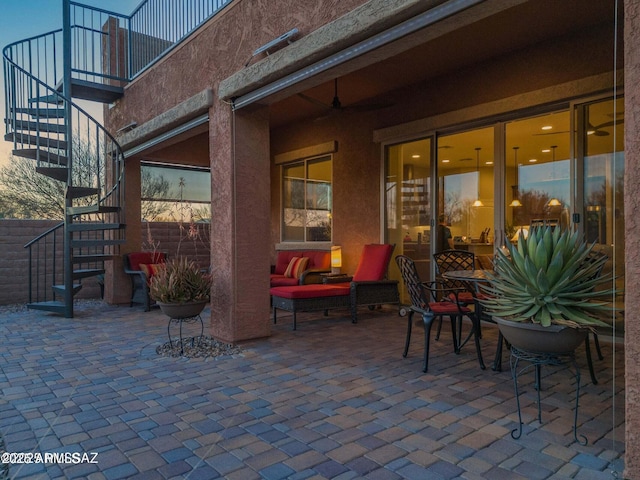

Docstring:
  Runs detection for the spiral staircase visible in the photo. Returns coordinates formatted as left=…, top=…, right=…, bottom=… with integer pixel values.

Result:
left=2, top=3, right=128, bottom=317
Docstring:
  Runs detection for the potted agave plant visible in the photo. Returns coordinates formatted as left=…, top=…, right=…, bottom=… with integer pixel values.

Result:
left=480, top=226, right=615, bottom=354
left=149, top=256, right=213, bottom=319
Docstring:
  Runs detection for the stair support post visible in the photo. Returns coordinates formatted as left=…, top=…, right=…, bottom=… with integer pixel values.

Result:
left=62, top=0, right=74, bottom=318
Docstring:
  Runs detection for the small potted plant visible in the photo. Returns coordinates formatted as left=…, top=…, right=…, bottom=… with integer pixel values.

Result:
left=480, top=226, right=615, bottom=354
left=149, top=256, right=213, bottom=319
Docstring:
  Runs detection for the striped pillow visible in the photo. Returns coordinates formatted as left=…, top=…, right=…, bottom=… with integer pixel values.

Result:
left=284, top=257, right=309, bottom=279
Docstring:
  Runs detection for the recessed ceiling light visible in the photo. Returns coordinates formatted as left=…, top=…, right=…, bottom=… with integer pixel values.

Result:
left=485, top=161, right=493, bottom=165
left=442, top=159, right=450, bottom=163
left=412, top=154, right=420, bottom=158
left=542, top=149, right=551, bottom=153
left=529, top=158, right=537, bottom=163
left=542, top=125, right=553, bottom=130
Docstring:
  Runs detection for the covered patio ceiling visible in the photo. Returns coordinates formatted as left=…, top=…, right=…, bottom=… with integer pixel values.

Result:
left=267, top=0, right=618, bottom=129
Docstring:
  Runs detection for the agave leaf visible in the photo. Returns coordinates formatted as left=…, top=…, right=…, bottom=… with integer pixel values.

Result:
left=545, top=250, right=565, bottom=286
left=536, top=269, right=550, bottom=294
left=538, top=306, right=552, bottom=326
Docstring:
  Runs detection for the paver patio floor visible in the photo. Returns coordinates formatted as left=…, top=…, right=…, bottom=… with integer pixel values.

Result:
left=0, top=302, right=625, bottom=479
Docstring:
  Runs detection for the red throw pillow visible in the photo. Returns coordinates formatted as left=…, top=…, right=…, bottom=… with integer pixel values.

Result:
left=284, top=257, right=309, bottom=279
left=139, top=263, right=163, bottom=279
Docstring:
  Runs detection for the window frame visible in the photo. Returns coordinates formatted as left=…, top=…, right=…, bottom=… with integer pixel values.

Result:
left=280, top=154, right=333, bottom=243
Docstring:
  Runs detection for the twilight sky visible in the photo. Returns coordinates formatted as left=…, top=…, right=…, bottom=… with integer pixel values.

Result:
left=0, top=0, right=140, bottom=169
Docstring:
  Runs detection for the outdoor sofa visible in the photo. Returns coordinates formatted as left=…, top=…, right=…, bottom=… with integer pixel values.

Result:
left=270, top=249, right=331, bottom=287
left=270, top=244, right=399, bottom=329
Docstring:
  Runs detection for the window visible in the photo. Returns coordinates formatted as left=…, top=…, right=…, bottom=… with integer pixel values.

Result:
left=282, top=155, right=332, bottom=242
left=140, top=162, right=211, bottom=222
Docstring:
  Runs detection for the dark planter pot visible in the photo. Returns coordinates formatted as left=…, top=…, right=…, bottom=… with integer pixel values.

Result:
left=492, top=316, right=587, bottom=355
left=158, top=301, right=207, bottom=319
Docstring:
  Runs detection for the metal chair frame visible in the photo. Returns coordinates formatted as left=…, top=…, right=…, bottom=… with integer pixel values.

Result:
left=396, top=255, right=485, bottom=372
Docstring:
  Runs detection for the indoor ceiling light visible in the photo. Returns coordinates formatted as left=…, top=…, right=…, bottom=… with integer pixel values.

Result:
left=509, top=146, right=522, bottom=207
left=474, top=147, right=484, bottom=207
left=547, top=145, right=561, bottom=207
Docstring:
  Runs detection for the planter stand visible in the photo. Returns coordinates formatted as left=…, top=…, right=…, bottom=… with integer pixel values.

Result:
left=167, top=314, right=204, bottom=356
left=509, top=346, right=587, bottom=445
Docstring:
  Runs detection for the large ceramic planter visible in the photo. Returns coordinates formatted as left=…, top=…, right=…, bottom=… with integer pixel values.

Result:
left=492, top=316, right=587, bottom=355
left=158, top=301, right=207, bottom=319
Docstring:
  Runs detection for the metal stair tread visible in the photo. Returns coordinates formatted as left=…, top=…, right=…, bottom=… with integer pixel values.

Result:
left=71, top=239, right=125, bottom=247
left=57, top=78, right=124, bottom=104
left=14, top=107, right=65, bottom=118
left=68, top=186, right=99, bottom=199
left=36, top=166, right=69, bottom=182
left=72, top=254, right=116, bottom=263
left=13, top=148, right=68, bottom=165
left=67, top=205, right=120, bottom=215
left=73, top=268, right=105, bottom=280
left=3, top=133, right=67, bottom=149
left=52, top=284, right=83, bottom=295
left=29, top=94, right=63, bottom=105
left=26, top=301, right=67, bottom=314
left=68, top=223, right=124, bottom=232
left=7, top=119, right=66, bottom=134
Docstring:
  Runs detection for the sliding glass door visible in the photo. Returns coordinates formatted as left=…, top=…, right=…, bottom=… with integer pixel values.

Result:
left=384, top=96, right=624, bottom=310
left=386, top=138, right=432, bottom=281
left=437, top=127, right=495, bottom=263
left=504, top=111, right=571, bottom=239
left=579, top=97, right=625, bottom=299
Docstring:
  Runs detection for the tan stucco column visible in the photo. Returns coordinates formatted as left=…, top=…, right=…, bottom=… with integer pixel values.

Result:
left=104, top=156, right=142, bottom=305
left=209, top=102, right=271, bottom=342
left=625, top=0, right=640, bottom=477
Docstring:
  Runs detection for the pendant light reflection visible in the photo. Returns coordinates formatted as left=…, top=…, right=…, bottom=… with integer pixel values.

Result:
left=509, top=146, right=522, bottom=207
left=547, top=145, right=561, bottom=207
left=473, top=147, right=484, bottom=207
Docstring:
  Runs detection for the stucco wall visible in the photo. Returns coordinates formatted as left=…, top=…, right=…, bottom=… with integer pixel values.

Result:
left=0, top=220, right=208, bottom=306
left=625, top=0, right=640, bottom=476
left=105, top=0, right=372, bottom=134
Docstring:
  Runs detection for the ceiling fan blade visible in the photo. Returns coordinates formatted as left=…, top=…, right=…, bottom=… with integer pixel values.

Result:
left=344, top=102, right=394, bottom=113
left=298, top=92, right=331, bottom=109
left=591, top=119, right=623, bottom=130
left=532, top=130, right=570, bottom=136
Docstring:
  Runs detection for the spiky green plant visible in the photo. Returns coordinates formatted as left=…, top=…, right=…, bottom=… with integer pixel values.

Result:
left=480, top=226, right=615, bottom=329
left=149, top=256, right=212, bottom=304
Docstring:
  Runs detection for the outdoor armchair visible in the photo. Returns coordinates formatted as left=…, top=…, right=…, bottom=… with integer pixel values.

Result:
left=396, top=254, right=484, bottom=372
left=123, top=251, right=167, bottom=311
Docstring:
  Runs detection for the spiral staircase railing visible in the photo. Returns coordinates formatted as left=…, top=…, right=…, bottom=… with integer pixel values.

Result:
left=3, top=13, right=126, bottom=317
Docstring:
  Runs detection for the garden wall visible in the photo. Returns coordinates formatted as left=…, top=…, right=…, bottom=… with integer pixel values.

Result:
left=0, top=219, right=210, bottom=306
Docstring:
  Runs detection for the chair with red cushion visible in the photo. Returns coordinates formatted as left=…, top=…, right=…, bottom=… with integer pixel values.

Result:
left=433, top=249, right=476, bottom=340
left=396, top=254, right=485, bottom=372
left=348, top=244, right=400, bottom=322
left=270, top=244, right=399, bottom=330
left=124, top=251, right=167, bottom=311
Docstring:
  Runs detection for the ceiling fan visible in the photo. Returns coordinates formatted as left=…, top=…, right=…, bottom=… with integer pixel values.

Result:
left=587, top=119, right=624, bottom=136
left=298, top=78, right=392, bottom=120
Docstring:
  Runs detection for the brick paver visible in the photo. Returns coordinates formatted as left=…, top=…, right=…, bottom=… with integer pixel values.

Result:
left=0, top=302, right=625, bottom=478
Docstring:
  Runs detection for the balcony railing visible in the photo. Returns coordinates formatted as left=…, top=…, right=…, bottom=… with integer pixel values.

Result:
left=66, top=0, right=232, bottom=87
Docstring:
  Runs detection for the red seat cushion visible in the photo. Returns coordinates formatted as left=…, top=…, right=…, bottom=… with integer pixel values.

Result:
left=448, top=291, right=475, bottom=304
left=128, top=252, right=166, bottom=271
left=270, top=275, right=300, bottom=287
left=429, top=302, right=471, bottom=315
left=352, top=244, right=393, bottom=282
left=270, top=283, right=351, bottom=299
